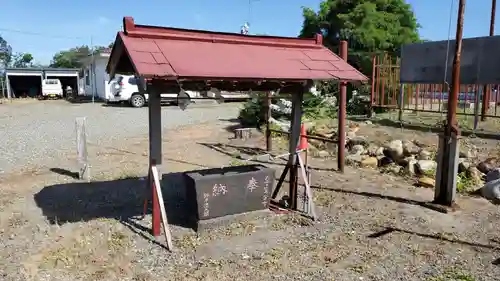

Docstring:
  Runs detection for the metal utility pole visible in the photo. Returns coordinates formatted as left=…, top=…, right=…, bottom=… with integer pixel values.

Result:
left=337, top=41, right=348, bottom=173
left=481, top=0, right=496, bottom=120
left=435, top=0, right=465, bottom=206
left=90, top=36, right=95, bottom=104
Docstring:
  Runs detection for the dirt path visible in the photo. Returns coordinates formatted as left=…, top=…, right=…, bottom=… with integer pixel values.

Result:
left=0, top=120, right=499, bottom=281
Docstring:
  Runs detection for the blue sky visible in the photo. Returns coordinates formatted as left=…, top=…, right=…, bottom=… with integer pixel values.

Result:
left=0, top=0, right=497, bottom=64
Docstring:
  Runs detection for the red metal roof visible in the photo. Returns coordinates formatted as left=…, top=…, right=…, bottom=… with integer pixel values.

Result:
left=107, top=17, right=368, bottom=82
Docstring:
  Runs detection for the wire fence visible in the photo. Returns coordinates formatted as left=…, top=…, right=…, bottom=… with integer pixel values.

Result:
left=370, top=53, right=500, bottom=136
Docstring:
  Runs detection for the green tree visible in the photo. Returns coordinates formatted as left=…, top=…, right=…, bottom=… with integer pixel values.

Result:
left=0, top=34, right=12, bottom=69
left=300, top=0, right=420, bottom=76
left=50, top=45, right=91, bottom=68
left=11, top=52, right=34, bottom=68
left=50, top=44, right=113, bottom=68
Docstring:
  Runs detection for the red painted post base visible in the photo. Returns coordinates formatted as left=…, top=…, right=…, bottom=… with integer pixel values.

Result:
left=151, top=172, right=161, bottom=237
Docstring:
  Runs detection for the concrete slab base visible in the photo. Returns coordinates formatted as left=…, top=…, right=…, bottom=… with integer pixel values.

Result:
left=423, top=201, right=461, bottom=214
left=196, top=209, right=273, bottom=232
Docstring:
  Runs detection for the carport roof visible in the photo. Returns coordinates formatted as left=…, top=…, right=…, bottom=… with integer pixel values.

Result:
left=5, top=67, right=80, bottom=72
left=106, top=17, right=368, bottom=83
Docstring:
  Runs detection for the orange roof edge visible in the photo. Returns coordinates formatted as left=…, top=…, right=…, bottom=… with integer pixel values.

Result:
left=122, top=16, right=325, bottom=49
left=107, top=16, right=368, bottom=83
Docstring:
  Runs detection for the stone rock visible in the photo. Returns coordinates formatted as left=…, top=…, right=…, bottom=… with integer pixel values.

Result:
left=379, top=156, right=393, bottom=167
left=480, top=178, right=500, bottom=205
left=346, top=154, right=363, bottom=166
left=458, top=158, right=470, bottom=173
left=402, top=140, right=420, bottom=156
left=477, top=158, right=499, bottom=174
left=385, top=164, right=401, bottom=175
left=385, top=140, right=404, bottom=160
left=364, top=120, right=373, bottom=125
left=360, top=157, right=378, bottom=168
left=309, top=139, right=326, bottom=150
left=346, top=136, right=368, bottom=148
left=366, top=144, right=380, bottom=156
left=346, top=131, right=357, bottom=139
left=459, top=148, right=476, bottom=159
left=348, top=123, right=360, bottom=133
left=350, top=144, right=365, bottom=155
left=416, top=160, right=437, bottom=174
left=396, top=156, right=414, bottom=167
left=317, top=150, right=330, bottom=158
left=418, top=176, right=435, bottom=188
left=467, top=166, right=484, bottom=185
left=413, top=139, right=428, bottom=149
left=404, top=159, right=418, bottom=175
left=486, top=168, right=500, bottom=183
left=375, top=146, right=385, bottom=157
left=417, top=149, right=432, bottom=160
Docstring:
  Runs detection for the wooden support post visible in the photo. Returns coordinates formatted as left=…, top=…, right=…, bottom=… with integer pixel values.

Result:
left=271, top=165, right=289, bottom=200
left=482, top=0, right=496, bottom=121
left=145, top=79, right=163, bottom=237
left=338, top=40, right=348, bottom=173
left=398, top=84, right=405, bottom=123
left=266, top=91, right=272, bottom=152
left=288, top=85, right=305, bottom=210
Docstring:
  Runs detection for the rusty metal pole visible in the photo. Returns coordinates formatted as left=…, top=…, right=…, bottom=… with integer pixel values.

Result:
left=481, top=0, right=496, bottom=121
left=265, top=91, right=272, bottom=152
left=337, top=40, right=348, bottom=173
left=435, top=0, right=465, bottom=206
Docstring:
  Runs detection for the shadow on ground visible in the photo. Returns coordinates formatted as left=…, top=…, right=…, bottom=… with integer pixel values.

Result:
left=218, top=118, right=245, bottom=133
left=34, top=172, right=195, bottom=230
left=64, top=96, right=105, bottom=104
left=311, top=184, right=457, bottom=214
left=199, top=142, right=337, bottom=172
left=50, top=168, right=79, bottom=179
left=368, top=226, right=500, bottom=258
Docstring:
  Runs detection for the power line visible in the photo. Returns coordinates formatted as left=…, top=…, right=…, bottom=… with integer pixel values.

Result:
left=0, top=27, right=86, bottom=40
left=0, top=27, right=112, bottom=41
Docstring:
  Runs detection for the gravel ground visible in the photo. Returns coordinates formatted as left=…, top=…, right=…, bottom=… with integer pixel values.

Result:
left=0, top=119, right=499, bottom=281
left=0, top=100, right=240, bottom=175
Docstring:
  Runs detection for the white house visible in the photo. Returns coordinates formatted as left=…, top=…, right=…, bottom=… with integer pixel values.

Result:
left=79, top=47, right=248, bottom=102
left=80, top=48, right=112, bottom=100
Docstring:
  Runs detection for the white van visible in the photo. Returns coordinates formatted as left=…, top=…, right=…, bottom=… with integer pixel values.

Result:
left=41, top=79, right=63, bottom=98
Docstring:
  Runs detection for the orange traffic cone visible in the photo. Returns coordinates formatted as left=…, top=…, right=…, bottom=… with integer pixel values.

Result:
left=297, top=124, right=308, bottom=150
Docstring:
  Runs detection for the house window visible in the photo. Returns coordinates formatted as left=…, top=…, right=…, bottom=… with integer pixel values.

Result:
left=85, top=69, right=90, bottom=85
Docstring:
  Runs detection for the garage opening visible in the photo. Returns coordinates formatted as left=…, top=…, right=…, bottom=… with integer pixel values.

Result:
left=7, top=75, right=42, bottom=98
left=46, top=76, right=78, bottom=98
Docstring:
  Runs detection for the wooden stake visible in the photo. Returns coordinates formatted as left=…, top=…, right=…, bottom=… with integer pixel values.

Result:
left=297, top=153, right=317, bottom=220
left=151, top=164, right=174, bottom=251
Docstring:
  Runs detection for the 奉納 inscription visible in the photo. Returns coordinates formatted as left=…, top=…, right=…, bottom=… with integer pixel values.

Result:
left=262, top=175, right=270, bottom=207
left=247, top=177, right=258, bottom=192
left=212, top=183, right=228, bottom=197
left=203, top=193, right=210, bottom=217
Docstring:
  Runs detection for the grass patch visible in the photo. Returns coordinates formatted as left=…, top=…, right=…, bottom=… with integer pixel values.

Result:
left=39, top=225, right=131, bottom=279
left=427, top=270, right=476, bottom=281
left=456, top=172, right=478, bottom=193
left=229, top=159, right=246, bottom=166
left=313, top=189, right=334, bottom=206
left=92, top=170, right=143, bottom=181
left=423, top=168, right=437, bottom=179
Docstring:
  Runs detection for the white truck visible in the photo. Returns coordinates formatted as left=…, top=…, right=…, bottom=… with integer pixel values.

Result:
left=41, top=79, right=63, bottom=99
left=106, top=75, right=196, bottom=108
